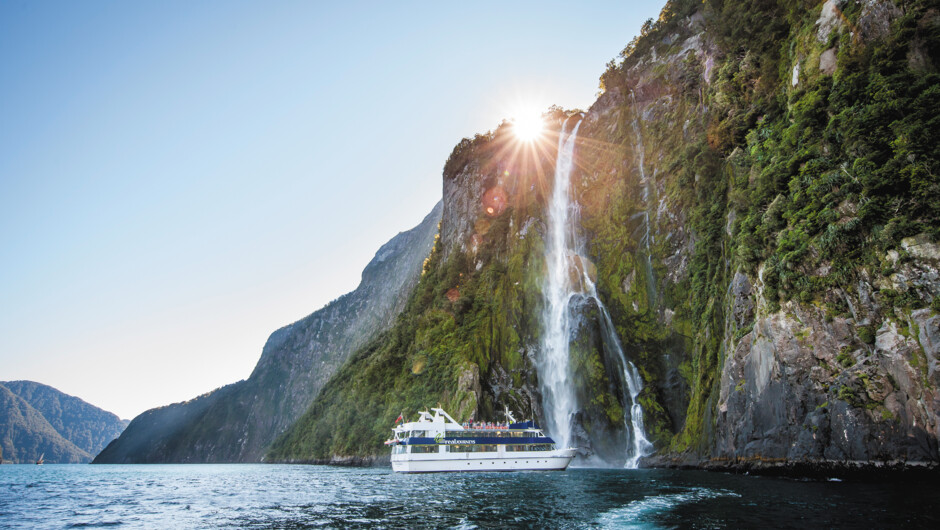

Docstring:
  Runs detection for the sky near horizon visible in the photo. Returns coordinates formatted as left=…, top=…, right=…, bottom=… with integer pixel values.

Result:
left=0, top=0, right=664, bottom=420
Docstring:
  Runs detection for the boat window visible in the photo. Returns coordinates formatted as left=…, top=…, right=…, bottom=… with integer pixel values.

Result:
left=410, top=445, right=437, bottom=453
left=456, top=444, right=494, bottom=452
left=506, top=444, right=552, bottom=452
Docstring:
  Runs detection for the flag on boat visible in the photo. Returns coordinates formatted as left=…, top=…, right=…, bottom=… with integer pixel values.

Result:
left=395, top=413, right=404, bottom=424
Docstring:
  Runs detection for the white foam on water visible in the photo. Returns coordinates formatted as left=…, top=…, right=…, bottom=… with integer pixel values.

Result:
left=596, top=487, right=741, bottom=529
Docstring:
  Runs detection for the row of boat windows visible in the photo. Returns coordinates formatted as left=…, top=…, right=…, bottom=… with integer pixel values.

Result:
left=404, top=431, right=540, bottom=439
left=392, top=444, right=555, bottom=454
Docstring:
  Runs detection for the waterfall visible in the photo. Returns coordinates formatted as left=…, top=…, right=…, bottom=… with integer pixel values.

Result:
left=630, top=91, right=657, bottom=306
left=590, top=278, right=654, bottom=469
left=537, top=115, right=652, bottom=468
left=538, top=117, right=583, bottom=449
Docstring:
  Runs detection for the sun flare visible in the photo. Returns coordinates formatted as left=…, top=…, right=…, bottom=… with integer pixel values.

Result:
left=511, top=109, right=545, bottom=142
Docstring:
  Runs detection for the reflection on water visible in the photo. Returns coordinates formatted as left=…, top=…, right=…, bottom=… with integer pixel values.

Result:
left=0, top=464, right=937, bottom=529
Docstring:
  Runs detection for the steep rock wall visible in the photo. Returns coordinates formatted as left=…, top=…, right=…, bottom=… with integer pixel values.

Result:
left=713, top=252, right=940, bottom=467
left=268, top=0, right=940, bottom=471
left=584, top=0, right=940, bottom=470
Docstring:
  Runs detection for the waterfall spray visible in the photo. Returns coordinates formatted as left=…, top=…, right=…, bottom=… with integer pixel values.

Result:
left=537, top=114, right=652, bottom=467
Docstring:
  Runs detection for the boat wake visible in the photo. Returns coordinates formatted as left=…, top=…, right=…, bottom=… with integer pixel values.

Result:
left=595, top=487, right=741, bottom=528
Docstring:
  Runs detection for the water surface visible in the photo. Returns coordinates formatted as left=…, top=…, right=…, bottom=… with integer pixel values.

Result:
left=1, top=464, right=937, bottom=528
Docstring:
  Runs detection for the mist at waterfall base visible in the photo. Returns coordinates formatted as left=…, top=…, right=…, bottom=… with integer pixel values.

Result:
left=537, top=115, right=652, bottom=468
left=4, top=465, right=938, bottom=528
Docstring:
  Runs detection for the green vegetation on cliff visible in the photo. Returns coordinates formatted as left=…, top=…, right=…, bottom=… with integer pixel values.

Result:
left=269, top=195, right=547, bottom=459
left=588, top=0, right=938, bottom=452
left=270, top=0, right=939, bottom=463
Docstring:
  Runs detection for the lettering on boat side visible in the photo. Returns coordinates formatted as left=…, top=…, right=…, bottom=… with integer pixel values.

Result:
left=433, top=433, right=475, bottom=444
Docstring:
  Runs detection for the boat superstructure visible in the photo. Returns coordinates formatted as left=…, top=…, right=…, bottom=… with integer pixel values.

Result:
left=388, top=407, right=576, bottom=473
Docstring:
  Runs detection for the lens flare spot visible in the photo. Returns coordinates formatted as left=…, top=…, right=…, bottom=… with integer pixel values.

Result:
left=482, top=186, right=508, bottom=217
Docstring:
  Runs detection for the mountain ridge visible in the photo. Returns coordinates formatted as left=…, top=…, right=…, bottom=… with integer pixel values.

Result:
left=94, top=201, right=443, bottom=463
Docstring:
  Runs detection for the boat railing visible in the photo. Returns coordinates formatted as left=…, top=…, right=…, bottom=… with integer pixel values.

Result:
left=460, top=422, right=515, bottom=430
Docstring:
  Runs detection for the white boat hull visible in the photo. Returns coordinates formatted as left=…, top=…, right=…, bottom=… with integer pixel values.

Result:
left=391, top=449, right=576, bottom=473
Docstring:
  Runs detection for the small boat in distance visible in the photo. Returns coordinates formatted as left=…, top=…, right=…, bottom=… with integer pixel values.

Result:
left=388, top=407, right=576, bottom=473
left=36, top=453, right=44, bottom=465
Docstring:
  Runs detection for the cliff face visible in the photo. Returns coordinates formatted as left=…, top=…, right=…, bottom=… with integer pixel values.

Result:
left=268, top=123, right=562, bottom=461
left=94, top=202, right=442, bottom=463
left=711, top=253, right=940, bottom=466
left=0, top=381, right=127, bottom=463
left=577, top=0, right=940, bottom=469
left=270, top=0, right=939, bottom=471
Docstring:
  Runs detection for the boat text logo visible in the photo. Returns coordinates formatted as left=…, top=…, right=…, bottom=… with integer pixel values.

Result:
left=433, top=433, right=475, bottom=444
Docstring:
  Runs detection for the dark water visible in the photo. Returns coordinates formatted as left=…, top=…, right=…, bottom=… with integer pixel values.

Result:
left=1, top=464, right=937, bottom=528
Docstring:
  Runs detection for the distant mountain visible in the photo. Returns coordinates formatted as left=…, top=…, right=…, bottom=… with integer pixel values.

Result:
left=2, top=380, right=128, bottom=458
left=0, top=381, right=127, bottom=464
left=94, top=201, right=443, bottom=463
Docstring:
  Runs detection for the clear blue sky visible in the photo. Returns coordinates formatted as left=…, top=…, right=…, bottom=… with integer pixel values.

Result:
left=0, top=0, right=664, bottom=420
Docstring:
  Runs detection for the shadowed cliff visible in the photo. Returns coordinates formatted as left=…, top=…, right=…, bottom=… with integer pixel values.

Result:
left=94, top=201, right=442, bottom=463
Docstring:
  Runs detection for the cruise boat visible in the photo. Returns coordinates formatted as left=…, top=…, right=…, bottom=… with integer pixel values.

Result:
left=387, top=407, right=576, bottom=473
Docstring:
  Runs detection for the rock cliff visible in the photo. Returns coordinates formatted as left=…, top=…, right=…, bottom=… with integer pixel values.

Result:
left=94, top=201, right=442, bottom=463
left=580, top=0, right=940, bottom=471
left=268, top=0, right=939, bottom=472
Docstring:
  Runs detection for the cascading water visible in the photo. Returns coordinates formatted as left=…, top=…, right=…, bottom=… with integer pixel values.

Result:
left=538, top=117, right=583, bottom=449
left=537, top=115, right=652, bottom=468
left=630, top=90, right=657, bottom=306
left=588, top=279, right=654, bottom=468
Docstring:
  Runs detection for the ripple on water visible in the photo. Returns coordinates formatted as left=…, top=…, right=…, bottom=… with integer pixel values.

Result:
left=596, top=487, right=742, bottom=529
left=1, top=465, right=938, bottom=529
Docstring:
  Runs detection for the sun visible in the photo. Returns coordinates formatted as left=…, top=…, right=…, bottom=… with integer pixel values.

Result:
left=511, top=108, right=545, bottom=142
